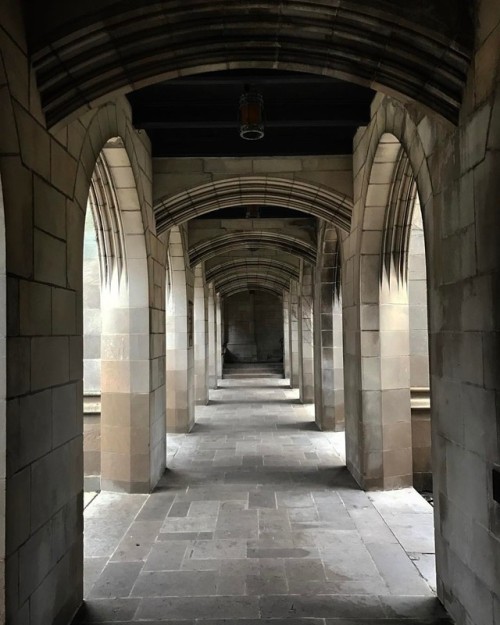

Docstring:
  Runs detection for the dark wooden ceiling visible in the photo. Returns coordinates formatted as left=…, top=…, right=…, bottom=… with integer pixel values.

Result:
left=127, top=70, right=374, bottom=157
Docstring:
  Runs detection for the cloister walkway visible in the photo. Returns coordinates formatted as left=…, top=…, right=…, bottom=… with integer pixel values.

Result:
left=75, top=379, right=448, bottom=624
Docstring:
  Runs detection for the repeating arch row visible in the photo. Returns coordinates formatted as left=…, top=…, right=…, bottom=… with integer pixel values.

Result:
left=206, top=258, right=299, bottom=285
left=189, top=232, right=317, bottom=267
left=218, top=280, right=286, bottom=299
left=155, top=177, right=353, bottom=233
left=214, top=269, right=291, bottom=291
left=220, top=285, right=284, bottom=300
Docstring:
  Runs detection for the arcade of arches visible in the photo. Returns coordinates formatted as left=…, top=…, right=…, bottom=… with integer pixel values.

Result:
left=0, top=1, right=499, bottom=625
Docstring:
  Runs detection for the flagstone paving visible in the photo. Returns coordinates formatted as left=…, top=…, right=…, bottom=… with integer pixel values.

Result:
left=74, top=378, right=449, bottom=624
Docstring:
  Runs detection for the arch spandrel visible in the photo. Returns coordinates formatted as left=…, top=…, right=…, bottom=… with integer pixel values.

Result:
left=343, top=96, right=435, bottom=491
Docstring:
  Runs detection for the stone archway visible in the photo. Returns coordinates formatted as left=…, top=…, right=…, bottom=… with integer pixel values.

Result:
left=222, top=289, right=284, bottom=365
left=206, top=258, right=299, bottom=285
left=73, top=101, right=167, bottom=496
left=82, top=138, right=154, bottom=493
left=154, top=176, right=353, bottom=233
left=193, top=264, right=209, bottom=406
left=344, top=113, right=434, bottom=491
left=29, top=2, right=472, bottom=128
left=189, top=232, right=317, bottom=267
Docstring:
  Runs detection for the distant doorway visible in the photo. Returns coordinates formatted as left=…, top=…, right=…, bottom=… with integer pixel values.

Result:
left=222, top=290, right=284, bottom=379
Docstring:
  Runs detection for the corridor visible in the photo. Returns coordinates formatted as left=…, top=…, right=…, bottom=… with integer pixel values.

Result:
left=76, top=379, right=446, bottom=624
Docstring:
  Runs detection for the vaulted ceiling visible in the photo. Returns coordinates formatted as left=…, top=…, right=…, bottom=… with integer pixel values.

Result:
left=21, top=0, right=473, bottom=299
left=25, top=0, right=473, bottom=128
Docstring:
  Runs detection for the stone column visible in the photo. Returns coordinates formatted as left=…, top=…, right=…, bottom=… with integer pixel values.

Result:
left=207, top=283, right=217, bottom=389
left=194, top=266, right=209, bottom=405
left=288, top=287, right=294, bottom=385
left=289, top=279, right=301, bottom=390
left=343, top=131, right=414, bottom=491
left=83, top=209, right=102, bottom=489
left=96, top=141, right=164, bottom=495
left=215, top=293, right=223, bottom=380
left=314, top=273, right=333, bottom=430
left=332, top=295, right=345, bottom=427
left=283, top=289, right=291, bottom=380
left=100, top=276, right=152, bottom=492
left=300, top=264, right=315, bottom=403
left=344, top=243, right=412, bottom=490
left=166, top=227, right=195, bottom=433
left=313, top=233, right=344, bottom=431
left=408, top=202, right=431, bottom=491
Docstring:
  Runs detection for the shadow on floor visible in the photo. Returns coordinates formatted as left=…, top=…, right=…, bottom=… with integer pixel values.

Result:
left=188, top=420, right=318, bottom=433
left=77, top=378, right=445, bottom=625
left=275, top=420, right=320, bottom=431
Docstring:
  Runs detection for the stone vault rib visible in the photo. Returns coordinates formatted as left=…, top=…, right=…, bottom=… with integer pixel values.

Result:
left=30, top=1, right=471, bottom=127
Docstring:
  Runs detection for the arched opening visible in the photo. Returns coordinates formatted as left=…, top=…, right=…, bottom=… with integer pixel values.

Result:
left=206, top=258, right=299, bottom=285
left=82, top=203, right=102, bottom=494
left=81, top=137, right=155, bottom=596
left=83, top=143, right=129, bottom=496
left=408, top=195, right=432, bottom=495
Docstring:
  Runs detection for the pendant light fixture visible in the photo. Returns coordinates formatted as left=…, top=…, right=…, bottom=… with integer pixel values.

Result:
left=239, top=84, right=265, bottom=140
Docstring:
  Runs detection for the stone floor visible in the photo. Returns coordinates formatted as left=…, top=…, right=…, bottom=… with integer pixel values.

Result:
left=74, top=378, right=450, bottom=624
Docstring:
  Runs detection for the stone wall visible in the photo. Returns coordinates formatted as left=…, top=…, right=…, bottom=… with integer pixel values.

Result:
left=342, top=1, right=500, bottom=615
left=0, top=8, right=167, bottom=622
left=223, top=291, right=283, bottom=363
left=428, top=3, right=500, bottom=620
left=153, top=155, right=353, bottom=204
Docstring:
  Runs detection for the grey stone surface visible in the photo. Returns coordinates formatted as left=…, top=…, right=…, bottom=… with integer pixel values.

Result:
left=76, top=378, right=446, bottom=623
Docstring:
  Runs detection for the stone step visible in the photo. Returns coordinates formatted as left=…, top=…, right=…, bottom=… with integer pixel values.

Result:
left=223, top=366, right=283, bottom=371
left=223, top=372, right=284, bottom=379
left=223, top=362, right=284, bottom=379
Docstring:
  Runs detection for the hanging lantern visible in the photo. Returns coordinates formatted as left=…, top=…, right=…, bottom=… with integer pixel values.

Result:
left=239, top=84, right=265, bottom=140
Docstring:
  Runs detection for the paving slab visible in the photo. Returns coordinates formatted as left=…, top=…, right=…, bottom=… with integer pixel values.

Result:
left=77, top=377, right=448, bottom=624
